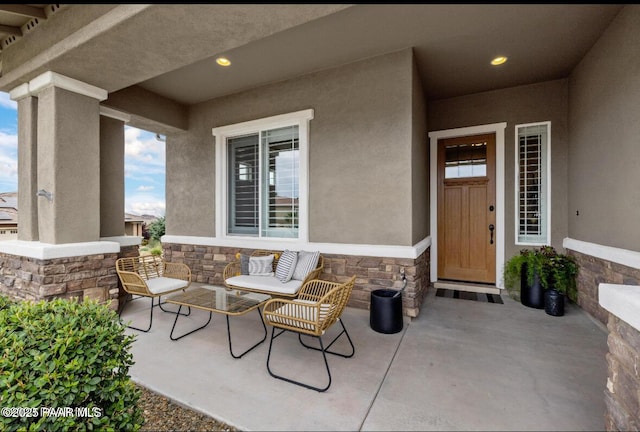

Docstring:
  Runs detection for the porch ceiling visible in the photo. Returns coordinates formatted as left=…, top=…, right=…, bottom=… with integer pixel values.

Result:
left=0, top=4, right=624, bottom=103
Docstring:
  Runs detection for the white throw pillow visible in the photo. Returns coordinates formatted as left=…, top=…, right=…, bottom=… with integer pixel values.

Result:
left=292, top=250, right=320, bottom=281
left=275, top=250, right=298, bottom=283
left=249, top=255, right=275, bottom=276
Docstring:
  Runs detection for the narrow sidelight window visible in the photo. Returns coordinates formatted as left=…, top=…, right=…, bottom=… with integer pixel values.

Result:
left=515, top=122, right=550, bottom=245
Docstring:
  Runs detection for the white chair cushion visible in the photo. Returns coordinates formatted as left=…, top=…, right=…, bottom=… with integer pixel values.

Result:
left=146, top=277, right=189, bottom=295
left=226, top=275, right=303, bottom=295
left=267, top=299, right=333, bottom=330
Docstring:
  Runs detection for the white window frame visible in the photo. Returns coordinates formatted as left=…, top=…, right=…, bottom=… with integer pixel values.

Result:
left=515, top=121, right=551, bottom=246
left=213, top=109, right=313, bottom=244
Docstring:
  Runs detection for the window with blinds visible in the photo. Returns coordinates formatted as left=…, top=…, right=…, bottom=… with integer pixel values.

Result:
left=228, top=134, right=259, bottom=235
left=227, top=126, right=299, bottom=238
left=261, top=125, right=299, bottom=238
left=516, top=122, right=550, bottom=245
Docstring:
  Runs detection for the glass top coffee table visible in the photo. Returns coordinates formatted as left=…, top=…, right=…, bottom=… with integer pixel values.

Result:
left=165, top=285, right=271, bottom=359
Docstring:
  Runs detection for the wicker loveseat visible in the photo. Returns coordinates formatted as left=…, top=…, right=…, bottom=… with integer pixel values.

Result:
left=223, top=250, right=324, bottom=298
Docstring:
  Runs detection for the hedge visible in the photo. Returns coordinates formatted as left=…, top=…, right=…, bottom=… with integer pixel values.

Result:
left=0, top=296, right=144, bottom=431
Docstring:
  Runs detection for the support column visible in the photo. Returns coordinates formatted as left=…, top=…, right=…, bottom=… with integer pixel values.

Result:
left=0, top=72, right=140, bottom=310
left=9, top=84, right=39, bottom=241
left=99, top=107, right=130, bottom=238
left=28, top=72, right=107, bottom=244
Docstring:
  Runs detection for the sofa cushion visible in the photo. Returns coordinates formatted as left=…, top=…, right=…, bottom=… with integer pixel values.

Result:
left=146, top=277, right=189, bottom=295
left=275, top=249, right=298, bottom=283
left=226, top=275, right=304, bottom=296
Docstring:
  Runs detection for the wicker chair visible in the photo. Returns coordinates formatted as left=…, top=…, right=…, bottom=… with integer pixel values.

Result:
left=262, top=276, right=356, bottom=392
left=116, top=255, right=192, bottom=332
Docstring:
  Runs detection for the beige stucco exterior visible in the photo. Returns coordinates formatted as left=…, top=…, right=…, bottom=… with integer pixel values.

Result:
left=16, top=96, right=38, bottom=241
left=36, top=86, right=101, bottom=244
left=167, top=48, right=426, bottom=247
left=428, top=79, right=569, bottom=261
left=1, top=4, right=639, bottom=315
left=568, top=5, right=640, bottom=251
left=99, top=116, right=125, bottom=238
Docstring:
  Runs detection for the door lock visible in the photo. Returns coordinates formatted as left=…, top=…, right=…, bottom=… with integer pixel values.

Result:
left=489, top=224, right=495, bottom=244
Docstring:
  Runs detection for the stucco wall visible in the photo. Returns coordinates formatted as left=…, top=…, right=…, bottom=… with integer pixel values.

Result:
left=428, top=79, right=569, bottom=260
left=568, top=5, right=640, bottom=252
left=99, top=116, right=125, bottom=237
left=38, top=87, right=101, bottom=244
left=411, top=53, right=429, bottom=244
left=167, top=49, right=417, bottom=246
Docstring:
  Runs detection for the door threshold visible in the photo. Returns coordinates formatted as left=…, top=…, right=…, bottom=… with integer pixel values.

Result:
left=433, top=280, right=501, bottom=295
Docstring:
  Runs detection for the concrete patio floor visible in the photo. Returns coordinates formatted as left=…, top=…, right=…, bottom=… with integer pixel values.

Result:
left=122, top=285, right=609, bottom=431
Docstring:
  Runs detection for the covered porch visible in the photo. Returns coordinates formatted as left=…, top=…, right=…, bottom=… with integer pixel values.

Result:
left=0, top=5, right=639, bottom=430
left=123, top=285, right=608, bottom=431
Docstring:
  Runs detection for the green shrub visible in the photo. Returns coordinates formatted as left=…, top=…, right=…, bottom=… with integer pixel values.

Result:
left=0, top=296, right=144, bottom=431
left=147, top=216, right=165, bottom=242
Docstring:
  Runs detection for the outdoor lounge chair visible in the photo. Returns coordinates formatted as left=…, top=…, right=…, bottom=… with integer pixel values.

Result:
left=115, top=255, right=192, bottom=332
left=262, top=276, right=356, bottom=392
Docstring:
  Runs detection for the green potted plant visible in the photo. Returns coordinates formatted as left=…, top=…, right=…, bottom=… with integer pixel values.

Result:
left=503, top=245, right=578, bottom=315
left=503, top=248, right=544, bottom=308
left=539, top=249, right=578, bottom=316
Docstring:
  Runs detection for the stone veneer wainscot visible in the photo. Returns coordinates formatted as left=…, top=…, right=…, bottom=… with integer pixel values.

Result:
left=162, top=243, right=430, bottom=318
left=569, top=250, right=640, bottom=325
left=599, top=284, right=640, bottom=431
left=0, top=244, right=139, bottom=311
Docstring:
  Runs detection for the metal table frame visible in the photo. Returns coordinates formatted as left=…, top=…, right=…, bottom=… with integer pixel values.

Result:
left=165, top=286, right=269, bottom=359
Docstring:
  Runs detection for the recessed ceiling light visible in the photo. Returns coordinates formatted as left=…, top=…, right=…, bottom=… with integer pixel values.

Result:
left=491, top=56, right=508, bottom=66
left=216, top=57, right=231, bottom=67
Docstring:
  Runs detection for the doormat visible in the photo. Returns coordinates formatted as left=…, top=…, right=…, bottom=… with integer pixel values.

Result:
left=435, top=288, right=503, bottom=304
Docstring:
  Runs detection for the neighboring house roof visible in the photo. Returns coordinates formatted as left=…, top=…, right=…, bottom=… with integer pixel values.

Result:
left=0, top=192, right=18, bottom=224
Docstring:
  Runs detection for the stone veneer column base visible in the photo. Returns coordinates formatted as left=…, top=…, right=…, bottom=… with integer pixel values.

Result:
left=569, top=250, right=640, bottom=325
left=0, top=244, right=140, bottom=311
left=163, top=243, right=431, bottom=318
left=604, top=315, right=640, bottom=431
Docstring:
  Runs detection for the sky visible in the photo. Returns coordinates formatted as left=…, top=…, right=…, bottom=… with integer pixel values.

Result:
left=0, top=92, right=166, bottom=217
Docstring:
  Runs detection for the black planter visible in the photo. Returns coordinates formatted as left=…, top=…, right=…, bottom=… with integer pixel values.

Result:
left=370, top=289, right=403, bottom=334
left=520, top=263, right=544, bottom=309
left=544, top=288, right=565, bottom=316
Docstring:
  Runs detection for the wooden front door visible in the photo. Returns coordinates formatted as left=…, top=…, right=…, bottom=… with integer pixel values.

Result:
left=437, top=133, right=496, bottom=283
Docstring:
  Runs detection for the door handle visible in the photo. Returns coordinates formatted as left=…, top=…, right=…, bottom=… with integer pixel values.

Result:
left=489, top=224, right=495, bottom=244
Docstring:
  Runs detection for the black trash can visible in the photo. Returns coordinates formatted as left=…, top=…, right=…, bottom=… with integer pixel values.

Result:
left=370, top=289, right=403, bottom=334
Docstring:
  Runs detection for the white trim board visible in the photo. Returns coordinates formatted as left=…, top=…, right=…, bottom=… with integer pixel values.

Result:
left=0, top=240, right=121, bottom=260
left=29, top=71, right=108, bottom=101
left=563, top=237, right=640, bottom=270
left=599, top=283, right=640, bottom=331
left=161, top=235, right=431, bottom=260
left=428, top=122, right=507, bottom=287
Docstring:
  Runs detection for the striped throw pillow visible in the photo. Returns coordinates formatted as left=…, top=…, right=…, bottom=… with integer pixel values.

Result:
left=292, top=250, right=320, bottom=281
left=275, top=250, right=298, bottom=283
left=249, top=255, right=275, bottom=276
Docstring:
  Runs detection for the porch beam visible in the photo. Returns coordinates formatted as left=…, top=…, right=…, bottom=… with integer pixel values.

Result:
left=0, top=5, right=47, bottom=19
left=0, top=24, right=22, bottom=37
